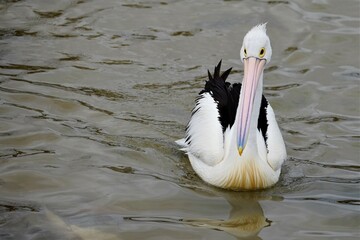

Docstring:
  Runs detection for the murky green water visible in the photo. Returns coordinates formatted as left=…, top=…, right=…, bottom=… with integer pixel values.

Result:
left=0, top=0, right=359, bottom=239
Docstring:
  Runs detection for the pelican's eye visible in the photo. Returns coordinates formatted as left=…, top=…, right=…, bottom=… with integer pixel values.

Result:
left=259, top=48, right=265, bottom=58
left=244, top=48, right=247, bottom=57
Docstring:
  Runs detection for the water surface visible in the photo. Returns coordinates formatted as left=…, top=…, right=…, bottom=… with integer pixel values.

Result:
left=0, top=0, right=359, bottom=239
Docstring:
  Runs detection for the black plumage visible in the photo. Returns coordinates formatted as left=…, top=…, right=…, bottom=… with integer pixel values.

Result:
left=198, top=60, right=269, bottom=145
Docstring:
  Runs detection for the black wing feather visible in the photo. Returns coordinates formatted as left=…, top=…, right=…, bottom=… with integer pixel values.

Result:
left=200, top=60, right=237, bottom=132
left=257, top=95, right=269, bottom=145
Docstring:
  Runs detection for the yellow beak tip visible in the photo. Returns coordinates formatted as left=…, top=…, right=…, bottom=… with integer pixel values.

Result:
left=238, top=147, right=243, bottom=156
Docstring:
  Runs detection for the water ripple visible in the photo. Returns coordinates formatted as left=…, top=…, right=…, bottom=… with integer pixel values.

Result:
left=286, top=196, right=360, bottom=206
left=282, top=114, right=357, bottom=124
left=291, top=158, right=360, bottom=172
left=9, top=77, right=128, bottom=101
left=33, top=10, right=63, bottom=18
left=0, top=149, right=54, bottom=159
left=0, top=85, right=114, bottom=115
left=0, top=200, right=40, bottom=213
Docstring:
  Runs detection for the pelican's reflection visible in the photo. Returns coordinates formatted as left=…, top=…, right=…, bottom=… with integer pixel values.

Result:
left=183, top=191, right=275, bottom=239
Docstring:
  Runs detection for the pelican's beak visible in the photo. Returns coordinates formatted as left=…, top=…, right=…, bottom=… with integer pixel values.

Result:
left=237, top=57, right=266, bottom=155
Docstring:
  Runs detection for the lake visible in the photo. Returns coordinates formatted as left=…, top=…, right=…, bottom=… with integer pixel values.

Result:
left=0, top=0, right=359, bottom=239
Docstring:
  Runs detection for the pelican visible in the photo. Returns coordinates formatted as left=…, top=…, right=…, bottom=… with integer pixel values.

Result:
left=177, top=24, right=287, bottom=190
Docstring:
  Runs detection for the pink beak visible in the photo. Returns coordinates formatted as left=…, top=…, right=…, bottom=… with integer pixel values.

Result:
left=237, top=57, right=266, bottom=155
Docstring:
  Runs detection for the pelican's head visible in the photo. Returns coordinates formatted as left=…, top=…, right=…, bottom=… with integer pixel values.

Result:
left=240, top=23, right=272, bottom=63
left=237, top=23, right=272, bottom=156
